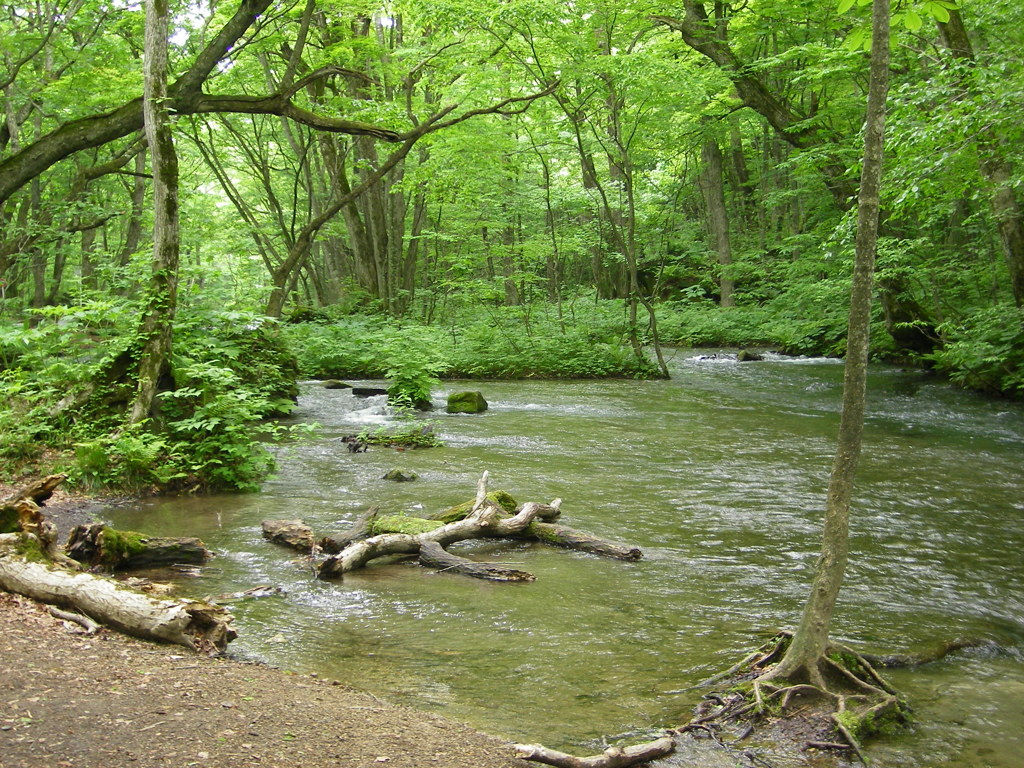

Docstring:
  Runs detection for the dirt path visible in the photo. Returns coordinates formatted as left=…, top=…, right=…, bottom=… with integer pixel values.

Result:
left=0, top=593, right=524, bottom=768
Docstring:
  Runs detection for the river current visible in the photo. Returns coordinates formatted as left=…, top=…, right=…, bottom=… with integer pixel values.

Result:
left=102, top=351, right=1024, bottom=766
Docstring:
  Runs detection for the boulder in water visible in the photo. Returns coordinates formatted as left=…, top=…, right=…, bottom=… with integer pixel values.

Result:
left=446, top=391, right=488, bottom=414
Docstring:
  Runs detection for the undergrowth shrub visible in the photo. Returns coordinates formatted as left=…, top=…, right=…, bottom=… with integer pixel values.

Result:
left=0, top=303, right=308, bottom=492
left=930, top=304, right=1024, bottom=398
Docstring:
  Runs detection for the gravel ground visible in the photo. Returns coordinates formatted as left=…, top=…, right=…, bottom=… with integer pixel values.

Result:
left=0, top=592, right=525, bottom=768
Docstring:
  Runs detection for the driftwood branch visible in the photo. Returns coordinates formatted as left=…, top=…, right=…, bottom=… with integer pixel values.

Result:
left=514, top=736, right=675, bottom=768
left=318, top=499, right=548, bottom=580
left=320, top=506, right=380, bottom=553
left=47, top=605, right=101, bottom=634
left=262, top=474, right=642, bottom=583
left=524, top=522, right=642, bottom=561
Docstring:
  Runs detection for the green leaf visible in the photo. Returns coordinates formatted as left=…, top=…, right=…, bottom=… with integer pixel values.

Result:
left=837, top=0, right=855, bottom=13
left=903, top=9, right=923, bottom=31
left=923, top=1, right=951, bottom=23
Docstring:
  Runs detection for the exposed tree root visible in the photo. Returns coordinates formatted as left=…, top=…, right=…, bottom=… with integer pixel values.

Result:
left=677, top=631, right=912, bottom=763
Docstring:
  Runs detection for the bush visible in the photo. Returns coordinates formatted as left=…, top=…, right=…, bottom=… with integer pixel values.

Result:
left=930, top=304, right=1024, bottom=398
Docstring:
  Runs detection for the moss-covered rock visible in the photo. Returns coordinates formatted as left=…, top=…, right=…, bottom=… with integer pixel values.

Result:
left=431, top=490, right=518, bottom=523
left=446, top=391, right=488, bottom=414
left=382, top=469, right=418, bottom=482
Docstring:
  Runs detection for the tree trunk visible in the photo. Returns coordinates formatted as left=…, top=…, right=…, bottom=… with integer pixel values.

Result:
left=699, top=134, right=735, bottom=307
left=128, top=0, right=179, bottom=425
left=937, top=7, right=1024, bottom=307
left=766, top=0, right=890, bottom=683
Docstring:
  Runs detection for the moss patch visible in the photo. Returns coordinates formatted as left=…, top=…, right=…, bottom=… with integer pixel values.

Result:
left=432, top=491, right=518, bottom=523
left=0, top=505, right=18, bottom=534
left=369, top=515, right=444, bottom=536
left=99, top=528, right=149, bottom=566
left=11, top=534, right=48, bottom=563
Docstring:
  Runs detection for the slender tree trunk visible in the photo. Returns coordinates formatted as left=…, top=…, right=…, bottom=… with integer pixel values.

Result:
left=699, top=134, right=735, bottom=307
left=128, top=0, right=179, bottom=425
left=937, top=8, right=1024, bottom=307
left=117, top=150, right=148, bottom=267
left=767, top=0, right=890, bottom=682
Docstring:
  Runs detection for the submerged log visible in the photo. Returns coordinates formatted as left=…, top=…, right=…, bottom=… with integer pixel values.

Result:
left=0, top=536, right=235, bottom=652
left=514, top=736, right=675, bottom=768
left=524, top=522, right=642, bottom=561
left=66, top=523, right=210, bottom=570
left=261, top=519, right=315, bottom=552
left=418, top=540, right=535, bottom=582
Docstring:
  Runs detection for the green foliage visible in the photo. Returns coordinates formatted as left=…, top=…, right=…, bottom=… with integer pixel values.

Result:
left=930, top=304, right=1024, bottom=398
left=284, top=303, right=661, bottom=381
left=0, top=302, right=308, bottom=492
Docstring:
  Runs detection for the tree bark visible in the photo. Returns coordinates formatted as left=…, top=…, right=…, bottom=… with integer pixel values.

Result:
left=767, top=0, right=890, bottom=683
left=699, top=134, right=735, bottom=307
left=937, top=7, right=1024, bottom=307
left=128, top=0, right=179, bottom=425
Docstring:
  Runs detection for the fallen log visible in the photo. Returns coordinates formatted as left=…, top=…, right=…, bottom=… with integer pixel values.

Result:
left=0, top=535, right=235, bottom=652
left=514, top=736, right=675, bottom=768
left=418, top=540, right=535, bottom=582
left=523, top=522, right=642, bottom=561
left=320, top=506, right=380, bottom=553
left=66, top=523, right=210, bottom=570
left=262, top=519, right=316, bottom=552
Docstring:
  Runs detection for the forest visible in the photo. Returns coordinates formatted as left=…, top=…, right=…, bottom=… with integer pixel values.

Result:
left=1, top=0, right=1022, bottom=487
left=2, top=1, right=1023, bottom=764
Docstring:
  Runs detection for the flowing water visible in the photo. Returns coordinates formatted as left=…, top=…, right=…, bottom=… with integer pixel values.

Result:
left=100, top=351, right=1024, bottom=765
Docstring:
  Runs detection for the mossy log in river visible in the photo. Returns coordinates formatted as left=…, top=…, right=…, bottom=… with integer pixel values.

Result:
left=261, top=472, right=643, bottom=582
left=66, top=522, right=210, bottom=570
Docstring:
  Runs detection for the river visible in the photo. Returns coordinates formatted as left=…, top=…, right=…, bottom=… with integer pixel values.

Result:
left=101, top=351, right=1024, bottom=766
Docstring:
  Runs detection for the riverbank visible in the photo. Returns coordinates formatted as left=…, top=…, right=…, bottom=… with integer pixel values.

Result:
left=2, top=479, right=528, bottom=768
left=0, top=590, right=525, bottom=768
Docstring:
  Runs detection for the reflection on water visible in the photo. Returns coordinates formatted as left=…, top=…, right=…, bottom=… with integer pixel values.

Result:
left=101, top=352, right=1024, bottom=764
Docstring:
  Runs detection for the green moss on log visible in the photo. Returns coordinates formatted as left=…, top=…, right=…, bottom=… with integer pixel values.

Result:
left=369, top=515, right=445, bottom=536
left=11, top=534, right=48, bottom=563
left=432, top=490, right=518, bottom=523
left=0, top=505, right=18, bottom=534
left=99, top=528, right=149, bottom=566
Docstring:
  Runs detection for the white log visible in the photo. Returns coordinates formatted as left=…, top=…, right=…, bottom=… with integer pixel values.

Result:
left=318, top=501, right=547, bottom=579
left=514, top=736, right=675, bottom=768
left=0, top=544, right=234, bottom=652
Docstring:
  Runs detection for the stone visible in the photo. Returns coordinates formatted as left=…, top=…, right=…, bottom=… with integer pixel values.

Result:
left=382, top=469, right=418, bottom=483
left=446, top=391, right=488, bottom=414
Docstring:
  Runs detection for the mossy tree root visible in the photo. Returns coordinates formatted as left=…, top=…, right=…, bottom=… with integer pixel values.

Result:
left=684, top=631, right=910, bottom=761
